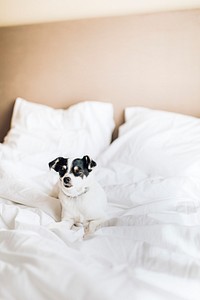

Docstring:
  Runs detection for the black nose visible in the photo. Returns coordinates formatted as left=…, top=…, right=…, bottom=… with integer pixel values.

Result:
left=63, top=177, right=71, bottom=184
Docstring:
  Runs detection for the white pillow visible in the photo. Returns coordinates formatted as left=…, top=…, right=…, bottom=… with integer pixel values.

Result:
left=4, top=97, right=115, bottom=158
left=96, top=106, right=200, bottom=207
left=107, top=106, right=200, bottom=177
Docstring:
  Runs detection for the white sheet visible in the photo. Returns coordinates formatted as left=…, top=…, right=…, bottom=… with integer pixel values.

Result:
left=0, top=130, right=200, bottom=300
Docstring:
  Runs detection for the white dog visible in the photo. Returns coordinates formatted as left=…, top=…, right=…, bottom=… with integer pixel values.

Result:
left=49, top=155, right=107, bottom=235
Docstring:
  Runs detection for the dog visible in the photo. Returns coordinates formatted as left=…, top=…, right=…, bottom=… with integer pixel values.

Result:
left=49, top=155, right=107, bottom=235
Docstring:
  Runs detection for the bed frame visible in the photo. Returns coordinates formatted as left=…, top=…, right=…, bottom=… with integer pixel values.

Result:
left=0, top=9, right=200, bottom=142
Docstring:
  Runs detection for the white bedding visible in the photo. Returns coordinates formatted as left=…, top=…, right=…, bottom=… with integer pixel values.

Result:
left=1, top=106, right=200, bottom=300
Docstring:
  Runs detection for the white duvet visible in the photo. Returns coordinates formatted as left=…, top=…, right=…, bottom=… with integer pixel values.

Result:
left=1, top=120, right=200, bottom=300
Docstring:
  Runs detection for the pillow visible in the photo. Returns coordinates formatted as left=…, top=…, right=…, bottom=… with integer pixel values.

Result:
left=96, top=106, right=200, bottom=207
left=4, top=97, right=115, bottom=158
left=102, top=106, right=200, bottom=178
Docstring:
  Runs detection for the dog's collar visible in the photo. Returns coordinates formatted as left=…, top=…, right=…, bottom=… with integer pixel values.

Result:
left=62, top=187, right=89, bottom=198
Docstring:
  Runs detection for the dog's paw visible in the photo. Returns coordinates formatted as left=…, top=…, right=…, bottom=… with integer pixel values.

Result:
left=83, top=222, right=91, bottom=237
left=84, top=218, right=106, bottom=237
left=46, top=220, right=73, bottom=231
left=83, top=221, right=98, bottom=236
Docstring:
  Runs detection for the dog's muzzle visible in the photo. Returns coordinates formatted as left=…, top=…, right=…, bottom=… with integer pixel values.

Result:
left=63, top=177, right=72, bottom=188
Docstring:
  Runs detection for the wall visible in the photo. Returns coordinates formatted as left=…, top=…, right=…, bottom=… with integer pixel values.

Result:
left=1, top=0, right=200, bottom=26
left=0, top=9, right=200, bottom=141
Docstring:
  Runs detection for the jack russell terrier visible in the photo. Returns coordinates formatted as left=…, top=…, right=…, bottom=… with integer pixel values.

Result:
left=49, top=155, right=107, bottom=235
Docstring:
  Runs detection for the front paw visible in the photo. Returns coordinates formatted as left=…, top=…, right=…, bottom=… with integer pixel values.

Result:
left=84, top=221, right=96, bottom=236
left=47, top=220, right=73, bottom=231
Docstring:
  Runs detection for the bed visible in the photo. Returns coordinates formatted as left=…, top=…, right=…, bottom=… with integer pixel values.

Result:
left=0, top=9, right=200, bottom=300
left=0, top=97, right=200, bottom=300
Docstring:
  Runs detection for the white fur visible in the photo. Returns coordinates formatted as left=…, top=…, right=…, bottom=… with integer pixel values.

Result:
left=59, top=177, right=107, bottom=235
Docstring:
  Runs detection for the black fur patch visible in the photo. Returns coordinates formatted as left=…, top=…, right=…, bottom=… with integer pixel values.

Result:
left=49, top=156, right=96, bottom=179
left=49, top=157, right=68, bottom=177
left=71, top=159, right=90, bottom=178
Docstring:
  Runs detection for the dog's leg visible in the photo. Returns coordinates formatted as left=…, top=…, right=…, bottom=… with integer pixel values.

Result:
left=47, top=219, right=74, bottom=231
left=84, top=218, right=106, bottom=235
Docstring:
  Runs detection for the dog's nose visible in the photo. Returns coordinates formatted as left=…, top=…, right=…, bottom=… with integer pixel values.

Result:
left=63, top=177, right=71, bottom=184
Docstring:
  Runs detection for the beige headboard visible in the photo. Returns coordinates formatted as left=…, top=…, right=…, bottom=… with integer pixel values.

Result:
left=0, top=9, right=200, bottom=142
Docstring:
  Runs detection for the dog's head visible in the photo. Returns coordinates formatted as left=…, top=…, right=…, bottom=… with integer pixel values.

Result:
left=49, top=155, right=97, bottom=192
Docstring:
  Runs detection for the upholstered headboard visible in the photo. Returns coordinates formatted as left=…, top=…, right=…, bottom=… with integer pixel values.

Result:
left=0, top=9, right=200, bottom=141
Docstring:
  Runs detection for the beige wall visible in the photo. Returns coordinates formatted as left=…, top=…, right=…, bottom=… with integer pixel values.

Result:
left=0, top=9, right=200, bottom=141
left=1, top=0, right=200, bottom=26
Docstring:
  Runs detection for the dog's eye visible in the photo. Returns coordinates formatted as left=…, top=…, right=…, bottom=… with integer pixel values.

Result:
left=73, top=166, right=82, bottom=175
left=74, top=167, right=79, bottom=173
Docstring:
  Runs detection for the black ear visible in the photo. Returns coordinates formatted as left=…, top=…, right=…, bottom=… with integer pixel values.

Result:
left=49, top=157, right=66, bottom=172
left=49, top=158, right=58, bottom=170
left=83, top=155, right=97, bottom=172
